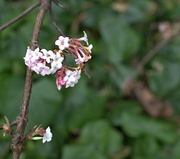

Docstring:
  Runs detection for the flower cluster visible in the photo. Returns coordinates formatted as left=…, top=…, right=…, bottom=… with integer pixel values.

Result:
left=24, top=48, right=64, bottom=76
left=24, top=32, right=92, bottom=90
left=56, top=67, right=81, bottom=90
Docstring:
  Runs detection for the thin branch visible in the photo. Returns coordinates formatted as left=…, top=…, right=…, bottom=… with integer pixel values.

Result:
left=53, top=0, right=67, bottom=9
left=137, top=39, right=170, bottom=71
left=11, top=0, right=53, bottom=158
left=123, top=81, right=173, bottom=118
left=137, top=31, right=180, bottom=71
left=0, top=1, right=40, bottom=31
left=49, top=5, right=65, bottom=36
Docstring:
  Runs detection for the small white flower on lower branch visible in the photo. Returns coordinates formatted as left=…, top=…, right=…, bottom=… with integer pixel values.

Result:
left=32, top=126, right=53, bottom=143
left=42, top=127, right=53, bottom=143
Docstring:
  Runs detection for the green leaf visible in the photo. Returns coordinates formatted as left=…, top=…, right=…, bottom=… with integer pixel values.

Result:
left=28, top=78, right=62, bottom=128
left=108, top=100, right=142, bottom=126
left=172, top=136, right=180, bottom=159
left=110, top=64, right=137, bottom=90
left=1, top=77, right=24, bottom=121
left=132, top=135, right=160, bottom=159
left=62, top=145, right=107, bottom=159
left=167, top=88, right=180, bottom=114
left=120, top=3, right=145, bottom=23
left=67, top=94, right=106, bottom=130
left=148, top=61, right=180, bottom=98
left=100, top=17, right=141, bottom=64
left=79, top=120, right=123, bottom=156
left=120, top=113, right=177, bottom=143
left=128, top=0, right=157, bottom=22
left=62, top=120, right=123, bottom=159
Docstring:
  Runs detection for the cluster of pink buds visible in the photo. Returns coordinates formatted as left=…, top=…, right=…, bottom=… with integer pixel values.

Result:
left=24, top=31, right=92, bottom=90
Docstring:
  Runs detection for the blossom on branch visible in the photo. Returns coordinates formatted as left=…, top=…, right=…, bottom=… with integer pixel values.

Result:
left=42, top=127, right=52, bottom=143
left=77, top=31, right=89, bottom=45
left=24, top=48, right=64, bottom=76
left=32, top=126, right=52, bottom=143
left=24, top=31, right=93, bottom=90
left=56, top=67, right=81, bottom=90
left=55, top=36, right=69, bottom=50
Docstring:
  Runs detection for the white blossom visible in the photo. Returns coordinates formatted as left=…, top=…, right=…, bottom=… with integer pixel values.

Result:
left=42, top=127, right=52, bottom=143
left=56, top=68, right=81, bottom=90
left=50, top=53, right=64, bottom=74
left=64, top=70, right=81, bottom=88
left=55, top=36, right=69, bottom=50
left=24, top=47, right=64, bottom=75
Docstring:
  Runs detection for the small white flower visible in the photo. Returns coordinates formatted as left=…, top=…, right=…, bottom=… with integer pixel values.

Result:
left=75, top=49, right=92, bottom=64
left=41, top=49, right=55, bottom=63
left=24, top=47, right=64, bottom=76
left=78, top=31, right=89, bottom=45
left=33, top=47, right=43, bottom=59
left=31, top=61, right=51, bottom=76
left=24, top=47, right=41, bottom=67
left=55, top=36, right=69, bottom=50
left=64, top=70, right=81, bottom=88
left=24, top=47, right=31, bottom=65
left=50, top=53, right=64, bottom=74
left=87, top=44, right=93, bottom=53
left=42, top=127, right=52, bottom=143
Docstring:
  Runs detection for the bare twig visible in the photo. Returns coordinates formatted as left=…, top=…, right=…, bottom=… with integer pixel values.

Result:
left=49, top=5, right=65, bottom=36
left=0, top=1, right=40, bottom=31
left=137, top=38, right=170, bottom=71
left=11, top=0, right=53, bottom=159
left=137, top=31, right=180, bottom=71
left=122, top=80, right=173, bottom=118
left=53, top=0, right=67, bottom=9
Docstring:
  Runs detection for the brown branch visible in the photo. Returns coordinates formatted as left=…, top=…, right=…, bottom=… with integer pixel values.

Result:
left=137, top=30, right=180, bottom=71
left=122, top=80, right=173, bottom=118
left=49, top=5, right=65, bottom=36
left=53, top=0, right=67, bottom=9
left=0, top=1, right=40, bottom=31
left=11, top=0, right=52, bottom=159
left=136, top=38, right=170, bottom=71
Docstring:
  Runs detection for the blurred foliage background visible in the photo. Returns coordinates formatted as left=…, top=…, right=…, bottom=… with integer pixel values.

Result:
left=1, top=0, right=180, bottom=158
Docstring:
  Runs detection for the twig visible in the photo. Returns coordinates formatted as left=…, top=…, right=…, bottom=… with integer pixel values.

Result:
left=137, top=31, right=180, bottom=71
left=123, top=81, right=173, bottom=118
left=137, top=38, right=170, bottom=71
left=11, top=0, right=53, bottom=159
left=0, top=1, right=40, bottom=31
left=49, top=5, right=65, bottom=36
left=53, top=0, right=67, bottom=9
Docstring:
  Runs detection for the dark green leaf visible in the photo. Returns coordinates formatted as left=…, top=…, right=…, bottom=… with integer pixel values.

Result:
left=120, top=113, right=177, bottom=143
left=28, top=78, right=62, bottom=128
left=100, top=17, right=141, bottom=64
left=79, top=120, right=123, bottom=156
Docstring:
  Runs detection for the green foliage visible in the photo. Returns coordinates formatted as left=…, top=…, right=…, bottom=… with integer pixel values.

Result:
left=62, top=120, right=123, bottom=159
left=1, top=0, right=180, bottom=158
left=101, top=19, right=141, bottom=63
